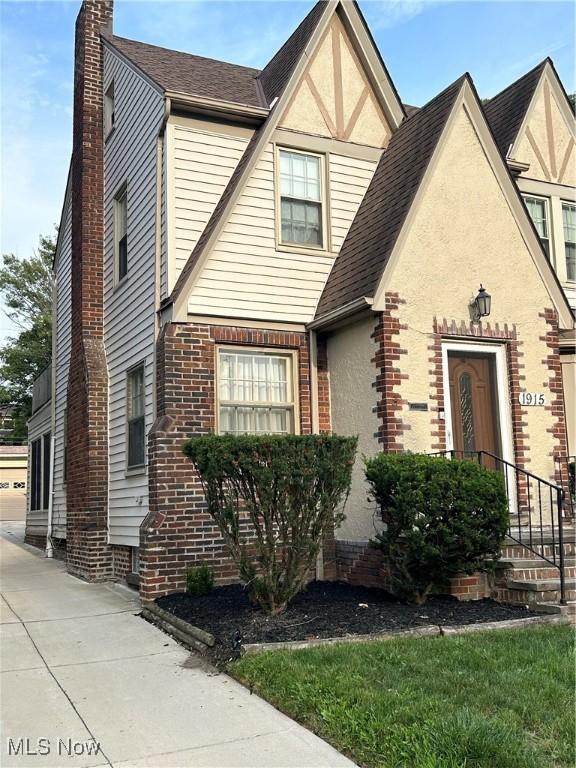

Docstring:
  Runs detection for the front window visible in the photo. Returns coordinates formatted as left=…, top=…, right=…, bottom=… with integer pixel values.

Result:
left=524, top=196, right=550, bottom=259
left=218, top=349, right=296, bottom=435
left=115, top=186, right=128, bottom=282
left=279, top=149, right=323, bottom=247
left=562, top=202, right=576, bottom=281
left=127, top=365, right=145, bottom=468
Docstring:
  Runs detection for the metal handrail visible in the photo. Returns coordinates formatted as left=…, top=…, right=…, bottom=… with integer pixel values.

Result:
left=428, top=449, right=567, bottom=604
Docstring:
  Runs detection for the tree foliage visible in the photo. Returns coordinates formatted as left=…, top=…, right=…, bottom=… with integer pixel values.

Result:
left=0, top=233, right=55, bottom=440
left=365, top=453, right=509, bottom=604
left=184, top=433, right=357, bottom=614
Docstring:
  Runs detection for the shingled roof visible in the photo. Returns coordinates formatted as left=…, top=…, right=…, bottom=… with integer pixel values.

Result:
left=103, top=2, right=328, bottom=110
left=167, top=1, right=329, bottom=305
left=315, top=75, right=466, bottom=319
left=103, top=33, right=265, bottom=108
left=483, top=59, right=547, bottom=158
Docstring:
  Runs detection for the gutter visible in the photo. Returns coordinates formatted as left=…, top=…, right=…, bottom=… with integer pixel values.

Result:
left=165, top=90, right=269, bottom=124
left=307, top=296, right=374, bottom=330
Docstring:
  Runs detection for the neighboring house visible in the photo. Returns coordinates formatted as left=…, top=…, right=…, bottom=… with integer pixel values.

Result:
left=25, top=366, right=52, bottom=549
left=27, top=0, right=575, bottom=608
left=0, top=445, right=28, bottom=523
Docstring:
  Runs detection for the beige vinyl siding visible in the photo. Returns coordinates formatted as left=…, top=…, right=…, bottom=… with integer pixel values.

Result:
left=169, top=124, right=248, bottom=292
left=26, top=402, right=51, bottom=540
left=187, top=145, right=377, bottom=322
left=103, top=48, right=165, bottom=547
left=52, top=185, right=72, bottom=539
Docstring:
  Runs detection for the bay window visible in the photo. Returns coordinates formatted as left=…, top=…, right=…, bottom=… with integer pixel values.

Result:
left=218, top=349, right=296, bottom=435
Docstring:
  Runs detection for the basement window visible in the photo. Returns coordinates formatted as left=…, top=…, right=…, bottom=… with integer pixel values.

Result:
left=114, top=185, right=128, bottom=283
left=104, top=81, right=115, bottom=137
left=127, top=364, right=145, bottom=469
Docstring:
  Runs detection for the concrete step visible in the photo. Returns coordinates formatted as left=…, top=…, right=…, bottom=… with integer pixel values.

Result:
left=498, top=558, right=576, bottom=568
left=507, top=577, right=576, bottom=592
left=506, top=528, right=576, bottom=545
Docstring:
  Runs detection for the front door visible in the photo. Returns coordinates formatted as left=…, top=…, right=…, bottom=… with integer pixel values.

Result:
left=448, top=353, right=501, bottom=463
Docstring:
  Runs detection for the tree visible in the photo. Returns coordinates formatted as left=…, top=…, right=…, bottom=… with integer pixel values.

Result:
left=0, top=233, right=55, bottom=441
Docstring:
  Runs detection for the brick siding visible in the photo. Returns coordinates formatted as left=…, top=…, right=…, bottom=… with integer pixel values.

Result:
left=139, top=323, right=312, bottom=602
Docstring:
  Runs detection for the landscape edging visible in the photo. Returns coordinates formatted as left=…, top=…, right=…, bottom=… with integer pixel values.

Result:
left=141, top=602, right=215, bottom=652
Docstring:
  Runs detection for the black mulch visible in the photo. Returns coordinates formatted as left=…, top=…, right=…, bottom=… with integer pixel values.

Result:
left=156, top=581, right=540, bottom=662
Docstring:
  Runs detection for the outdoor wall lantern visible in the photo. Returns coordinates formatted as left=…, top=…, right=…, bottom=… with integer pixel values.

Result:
left=471, top=284, right=491, bottom=321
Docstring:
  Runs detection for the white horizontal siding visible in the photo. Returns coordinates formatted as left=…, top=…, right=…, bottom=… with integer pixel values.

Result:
left=52, top=186, right=72, bottom=539
left=104, top=48, right=164, bottom=547
left=187, top=145, right=377, bottom=321
left=170, top=124, right=248, bottom=292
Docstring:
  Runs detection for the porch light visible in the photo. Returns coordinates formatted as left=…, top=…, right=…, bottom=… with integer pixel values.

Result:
left=473, top=285, right=491, bottom=320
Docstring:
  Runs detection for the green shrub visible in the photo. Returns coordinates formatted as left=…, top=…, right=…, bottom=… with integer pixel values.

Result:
left=183, top=433, right=357, bottom=614
left=186, top=562, right=214, bottom=597
left=364, top=453, right=509, bottom=604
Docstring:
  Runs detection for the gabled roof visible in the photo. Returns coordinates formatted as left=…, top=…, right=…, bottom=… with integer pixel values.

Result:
left=167, top=1, right=334, bottom=307
left=315, top=75, right=465, bottom=318
left=103, top=33, right=265, bottom=108
left=483, top=59, right=547, bottom=157
left=258, top=1, right=328, bottom=105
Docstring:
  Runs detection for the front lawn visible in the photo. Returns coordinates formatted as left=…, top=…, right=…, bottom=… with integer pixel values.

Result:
left=232, top=624, right=575, bottom=768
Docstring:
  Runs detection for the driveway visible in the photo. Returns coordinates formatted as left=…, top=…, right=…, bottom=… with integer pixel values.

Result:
left=0, top=523, right=354, bottom=768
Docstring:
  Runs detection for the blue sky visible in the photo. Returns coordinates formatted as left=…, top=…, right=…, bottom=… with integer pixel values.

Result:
left=0, top=0, right=574, bottom=340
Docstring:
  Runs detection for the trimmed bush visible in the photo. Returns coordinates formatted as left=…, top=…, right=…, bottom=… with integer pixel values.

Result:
left=183, top=433, right=357, bottom=614
left=365, top=453, right=509, bottom=604
left=186, top=562, right=214, bottom=597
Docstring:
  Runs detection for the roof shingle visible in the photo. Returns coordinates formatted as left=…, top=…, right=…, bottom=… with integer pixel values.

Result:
left=315, top=75, right=466, bottom=318
left=483, top=60, right=547, bottom=158
left=103, top=33, right=265, bottom=108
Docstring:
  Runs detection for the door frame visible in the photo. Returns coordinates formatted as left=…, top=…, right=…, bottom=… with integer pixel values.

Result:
left=441, top=340, right=515, bottom=468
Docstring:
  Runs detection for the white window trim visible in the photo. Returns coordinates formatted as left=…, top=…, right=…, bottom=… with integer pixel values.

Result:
left=114, top=183, right=128, bottom=287
left=215, top=346, right=300, bottom=436
left=522, top=194, right=552, bottom=264
left=125, top=362, right=146, bottom=473
left=274, top=145, right=330, bottom=254
left=441, top=340, right=517, bottom=513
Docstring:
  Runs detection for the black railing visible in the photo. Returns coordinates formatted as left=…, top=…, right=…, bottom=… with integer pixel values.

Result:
left=555, top=455, right=575, bottom=520
left=429, top=450, right=567, bottom=604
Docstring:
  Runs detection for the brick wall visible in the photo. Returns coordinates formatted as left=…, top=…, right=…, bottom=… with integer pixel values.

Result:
left=140, top=323, right=312, bottom=602
left=111, top=545, right=132, bottom=579
left=373, top=294, right=410, bottom=452
left=66, top=0, right=113, bottom=581
left=540, top=309, right=570, bottom=488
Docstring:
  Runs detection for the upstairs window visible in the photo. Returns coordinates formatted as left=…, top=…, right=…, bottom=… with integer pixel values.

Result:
left=279, top=149, right=324, bottom=248
left=218, top=349, right=296, bottom=435
left=562, top=202, right=576, bottom=281
left=104, top=81, right=115, bottom=137
left=127, top=364, right=145, bottom=469
left=524, top=196, right=550, bottom=259
left=114, top=186, right=128, bottom=283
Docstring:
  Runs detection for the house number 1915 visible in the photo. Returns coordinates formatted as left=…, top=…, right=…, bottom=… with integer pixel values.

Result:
left=519, top=392, right=546, bottom=406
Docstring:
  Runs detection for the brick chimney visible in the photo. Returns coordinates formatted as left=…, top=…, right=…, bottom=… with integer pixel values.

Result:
left=66, top=0, right=113, bottom=580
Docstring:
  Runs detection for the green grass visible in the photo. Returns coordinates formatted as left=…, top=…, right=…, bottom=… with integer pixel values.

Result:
left=232, top=625, right=575, bottom=768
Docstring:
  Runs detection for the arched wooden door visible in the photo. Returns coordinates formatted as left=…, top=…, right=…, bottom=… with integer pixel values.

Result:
left=448, top=354, right=501, bottom=463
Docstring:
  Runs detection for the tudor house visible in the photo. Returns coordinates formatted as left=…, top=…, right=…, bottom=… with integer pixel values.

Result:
left=26, top=0, right=575, bottom=607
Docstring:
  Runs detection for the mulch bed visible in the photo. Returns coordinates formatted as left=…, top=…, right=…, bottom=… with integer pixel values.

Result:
left=157, top=581, right=540, bottom=660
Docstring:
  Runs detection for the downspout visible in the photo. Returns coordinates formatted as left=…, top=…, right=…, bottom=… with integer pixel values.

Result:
left=46, top=275, right=57, bottom=558
left=309, top=328, right=324, bottom=580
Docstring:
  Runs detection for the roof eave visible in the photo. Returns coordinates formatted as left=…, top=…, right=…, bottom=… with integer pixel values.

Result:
left=166, top=91, right=269, bottom=124
left=308, top=296, right=374, bottom=330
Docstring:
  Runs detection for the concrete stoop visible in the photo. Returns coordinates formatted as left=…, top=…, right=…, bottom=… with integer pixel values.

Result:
left=494, top=528, right=576, bottom=623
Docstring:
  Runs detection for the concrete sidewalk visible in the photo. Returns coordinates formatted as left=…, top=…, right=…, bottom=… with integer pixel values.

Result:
left=0, top=523, right=354, bottom=768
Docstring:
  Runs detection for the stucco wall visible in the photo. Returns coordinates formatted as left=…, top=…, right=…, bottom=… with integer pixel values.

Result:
left=561, top=353, right=576, bottom=454
left=327, top=316, right=381, bottom=540
left=382, top=102, right=564, bottom=484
